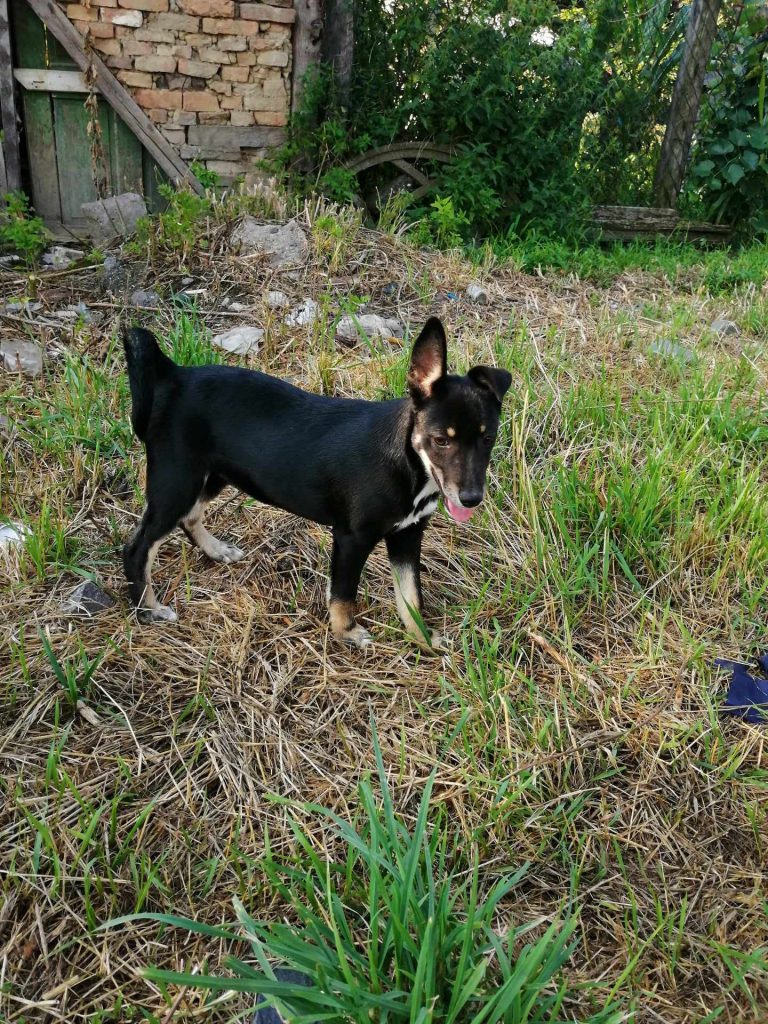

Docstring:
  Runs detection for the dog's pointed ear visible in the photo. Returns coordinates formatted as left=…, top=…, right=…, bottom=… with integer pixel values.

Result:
left=408, top=318, right=447, bottom=402
left=468, top=366, right=512, bottom=404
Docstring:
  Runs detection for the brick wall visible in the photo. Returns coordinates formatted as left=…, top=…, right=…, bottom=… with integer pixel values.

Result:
left=62, top=0, right=294, bottom=182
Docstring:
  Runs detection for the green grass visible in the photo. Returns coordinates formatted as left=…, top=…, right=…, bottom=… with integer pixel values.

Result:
left=2, top=208, right=768, bottom=1022
left=109, top=731, right=622, bottom=1023
left=481, top=232, right=768, bottom=292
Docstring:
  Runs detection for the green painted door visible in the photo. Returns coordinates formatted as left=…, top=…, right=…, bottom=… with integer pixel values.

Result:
left=10, top=0, right=165, bottom=229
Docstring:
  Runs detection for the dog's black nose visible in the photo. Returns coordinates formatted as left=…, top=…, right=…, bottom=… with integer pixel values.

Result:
left=459, top=490, right=483, bottom=508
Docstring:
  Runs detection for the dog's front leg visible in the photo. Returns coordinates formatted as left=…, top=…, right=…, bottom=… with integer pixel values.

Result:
left=328, top=530, right=376, bottom=649
left=386, top=522, right=444, bottom=650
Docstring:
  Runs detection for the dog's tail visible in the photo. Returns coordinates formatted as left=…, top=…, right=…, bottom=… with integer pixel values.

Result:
left=123, top=327, right=175, bottom=442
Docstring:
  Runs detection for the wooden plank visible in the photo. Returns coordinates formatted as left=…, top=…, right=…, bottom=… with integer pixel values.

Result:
left=109, top=106, right=144, bottom=196
left=21, top=90, right=61, bottom=221
left=321, top=0, right=353, bottom=109
left=14, top=68, right=90, bottom=91
left=22, top=0, right=203, bottom=194
left=0, top=0, right=23, bottom=191
left=593, top=205, right=680, bottom=230
left=54, top=93, right=101, bottom=222
left=0, top=140, right=7, bottom=195
left=291, top=0, right=322, bottom=114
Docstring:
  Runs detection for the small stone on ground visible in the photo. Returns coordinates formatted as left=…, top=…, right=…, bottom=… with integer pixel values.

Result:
left=61, top=581, right=115, bottom=615
left=285, top=299, right=318, bottom=327
left=1, top=339, right=44, bottom=377
left=212, top=325, right=264, bottom=356
left=230, top=218, right=308, bottom=268
left=711, top=318, right=739, bottom=337
left=335, top=313, right=404, bottom=347
left=82, top=192, right=147, bottom=241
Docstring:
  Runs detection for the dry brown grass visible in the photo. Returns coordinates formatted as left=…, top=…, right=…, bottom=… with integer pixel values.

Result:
left=1, top=198, right=767, bottom=1022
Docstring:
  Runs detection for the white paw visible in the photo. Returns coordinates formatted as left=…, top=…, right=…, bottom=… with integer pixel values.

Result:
left=217, top=543, right=246, bottom=564
left=343, top=626, right=374, bottom=650
left=138, top=604, right=177, bottom=623
left=430, top=631, right=449, bottom=652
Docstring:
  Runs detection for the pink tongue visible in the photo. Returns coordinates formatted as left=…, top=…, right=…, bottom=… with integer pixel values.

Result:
left=446, top=499, right=477, bottom=523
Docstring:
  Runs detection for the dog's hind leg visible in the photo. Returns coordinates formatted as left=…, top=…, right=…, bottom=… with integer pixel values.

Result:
left=181, top=474, right=245, bottom=564
left=123, top=463, right=206, bottom=623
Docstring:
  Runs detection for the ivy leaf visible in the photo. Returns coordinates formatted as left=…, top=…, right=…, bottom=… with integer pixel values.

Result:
left=693, top=159, right=715, bottom=176
left=741, top=149, right=759, bottom=171
left=709, top=178, right=722, bottom=190
left=709, top=139, right=735, bottom=155
left=728, top=128, right=749, bottom=147
left=748, top=127, right=768, bottom=151
left=725, top=163, right=746, bottom=185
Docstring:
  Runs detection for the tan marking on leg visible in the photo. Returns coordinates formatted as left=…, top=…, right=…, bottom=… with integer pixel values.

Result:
left=182, top=499, right=245, bottom=564
left=139, top=538, right=177, bottom=622
left=329, top=598, right=373, bottom=649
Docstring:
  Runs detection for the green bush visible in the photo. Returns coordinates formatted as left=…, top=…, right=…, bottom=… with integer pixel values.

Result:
left=0, top=191, right=49, bottom=265
left=686, top=5, right=768, bottom=233
left=280, top=1, right=696, bottom=241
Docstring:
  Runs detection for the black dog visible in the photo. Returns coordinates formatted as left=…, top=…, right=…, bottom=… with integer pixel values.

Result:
left=123, top=317, right=510, bottom=648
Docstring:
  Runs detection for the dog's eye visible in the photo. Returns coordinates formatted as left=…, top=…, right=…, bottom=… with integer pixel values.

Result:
left=433, top=436, right=450, bottom=448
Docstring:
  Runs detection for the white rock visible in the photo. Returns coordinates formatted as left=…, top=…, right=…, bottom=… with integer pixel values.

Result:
left=0, top=522, right=30, bottom=549
left=648, top=338, right=696, bottom=364
left=335, top=313, right=404, bottom=347
left=1, top=339, right=44, bottom=376
left=285, top=299, right=318, bottom=327
left=266, top=290, right=290, bottom=309
left=42, top=246, right=83, bottom=269
left=711, top=318, right=739, bottom=337
left=230, top=218, right=308, bottom=268
left=212, top=325, right=264, bottom=356
left=465, top=282, right=489, bottom=304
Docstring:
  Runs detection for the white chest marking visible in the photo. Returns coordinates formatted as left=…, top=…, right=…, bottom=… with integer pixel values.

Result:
left=393, top=478, right=439, bottom=532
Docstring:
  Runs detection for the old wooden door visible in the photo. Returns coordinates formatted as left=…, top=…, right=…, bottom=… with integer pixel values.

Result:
left=9, top=0, right=164, bottom=230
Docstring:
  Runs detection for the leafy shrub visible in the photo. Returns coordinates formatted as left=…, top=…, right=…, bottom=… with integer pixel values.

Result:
left=130, top=183, right=211, bottom=263
left=687, top=6, right=768, bottom=232
left=0, top=191, right=49, bottom=265
left=281, top=1, right=696, bottom=240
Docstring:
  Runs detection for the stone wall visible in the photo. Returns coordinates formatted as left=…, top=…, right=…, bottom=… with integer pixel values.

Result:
left=60, top=0, right=294, bottom=181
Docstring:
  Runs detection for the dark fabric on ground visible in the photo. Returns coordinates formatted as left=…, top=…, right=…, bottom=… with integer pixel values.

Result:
left=715, top=655, right=768, bottom=724
left=251, top=969, right=312, bottom=1024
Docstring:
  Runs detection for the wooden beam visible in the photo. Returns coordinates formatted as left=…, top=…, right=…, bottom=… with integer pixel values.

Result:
left=22, top=0, right=203, bottom=195
left=291, top=0, right=322, bottom=114
left=322, top=0, right=353, bottom=110
left=0, top=137, right=7, bottom=195
left=0, top=0, right=23, bottom=193
left=15, top=68, right=91, bottom=92
left=653, top=0, right=722, bottom=208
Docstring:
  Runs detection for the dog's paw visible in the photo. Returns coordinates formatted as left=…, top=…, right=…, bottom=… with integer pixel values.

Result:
left=207, top=540, right=246, bottom=563
left=430, top=631, right=449, bottom=652
left=218, top=542, right=246, bottom=564
left=138, top=604, right=178, bottom=624
left=342, top=626, right=374, bottom=650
